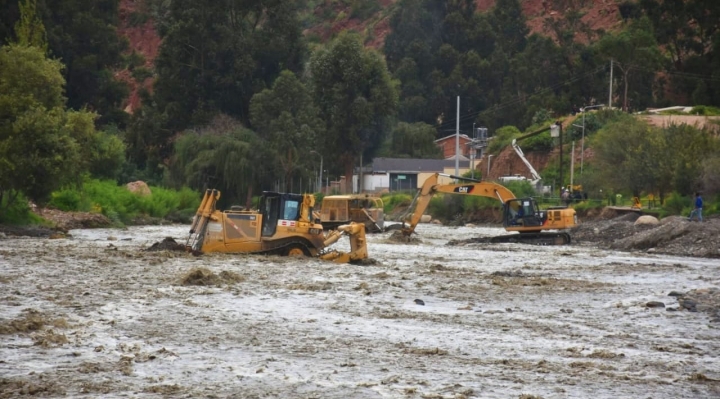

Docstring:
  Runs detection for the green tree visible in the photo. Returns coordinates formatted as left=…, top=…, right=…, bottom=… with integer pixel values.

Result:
left=310, top=32, right=398, bottom=185
left=384, top=0, right=448, bottom=124
left=540, top=0, right=596, bottom=75
left=89, top=126, right=127, bottom=180
left=0, top=44, right=90, bottom=208
left=13, top=0, right=46, bottom=51
left=639, top=0, right=720, bottom=107
left=701, top=155, right=720, bottom=196
left=590, top=115, right=664, bottom=198
left=597, top=18, right=663, bottom=112
left=249, top=70, right=325, bottom=192
left=38, top=0, right=129, bottom=126
left=123, top=93, right=171, bottom=183
left=153, top=0, right=307, bottom=130
left=170, top=115, right=269, bottom=207
left=385, top=122, right=443, bottom=159
left=384, top=0, right=496, bottom=127
left=491, top=0, right=528, bottom=56
left=661, top=123, right=718, bottom=196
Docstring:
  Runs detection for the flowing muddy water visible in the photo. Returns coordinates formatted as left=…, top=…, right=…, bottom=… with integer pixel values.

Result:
left=1, top=224, right=719, bottom=398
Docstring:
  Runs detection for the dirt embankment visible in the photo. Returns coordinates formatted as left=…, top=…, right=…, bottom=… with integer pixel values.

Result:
left=572, top=210, right=720, bottom=258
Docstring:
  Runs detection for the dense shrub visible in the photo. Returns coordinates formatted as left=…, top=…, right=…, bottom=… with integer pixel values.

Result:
left=662, top=192, right=689, bottom=216
left=690, top=105, right=720, bottom=116
left=0, top=194, right=47, bottom=225
left=488, top=126, right=522, bottom=154
left=523, top=132, right=554, bottom=152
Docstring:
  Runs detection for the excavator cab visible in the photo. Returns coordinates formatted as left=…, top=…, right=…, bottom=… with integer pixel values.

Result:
left=503, top=198, right=546, bottom=228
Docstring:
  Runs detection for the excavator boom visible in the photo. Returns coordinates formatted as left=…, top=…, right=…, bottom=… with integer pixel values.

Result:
left=400, top=173, right=576, bottom=245
left=401, top=173, right=514, bottom=236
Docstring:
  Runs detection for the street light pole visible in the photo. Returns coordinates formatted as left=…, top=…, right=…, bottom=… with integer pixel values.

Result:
left=559, top=122, right=563, bottom=194
left=551, top=122, right=563, bottom=194
left=487, top=155, right=493, bottom=179
left=310, top=151, right=323, bottom=193
left=579, top=104, right=605, bottom=175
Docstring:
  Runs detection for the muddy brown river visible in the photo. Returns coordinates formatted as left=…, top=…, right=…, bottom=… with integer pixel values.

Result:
left=1, top=224, right=719, bottom=398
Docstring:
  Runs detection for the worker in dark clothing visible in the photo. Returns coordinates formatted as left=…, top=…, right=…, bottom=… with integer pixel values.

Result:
left=688, top=193, right=703, bottom=222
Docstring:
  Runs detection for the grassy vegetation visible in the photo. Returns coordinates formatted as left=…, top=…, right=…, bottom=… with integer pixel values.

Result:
left=380, top=192, right=414, bottom=214
left=47, top=179, right=201, bottom=225
left=0, top=194, right=50, bottom=226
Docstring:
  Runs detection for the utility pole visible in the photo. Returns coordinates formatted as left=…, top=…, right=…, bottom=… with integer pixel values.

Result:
left=470, top=122, right=475, bottom=179
left=570, top=141, right=575, bottom=191
left=487, top=155, right=493, bottom=179
left=608, top=59, right=613, bottom=109
left=455, top=96, right=460, bottom=177
left=578, top=104, right=605, bottom=175
left=559, top=122, right=563, bottom=194
left=311, top=150, right=323, bottom=193
left=359, top=152, right=362, bottom=193
left=551, top=121, right=563, bottom=195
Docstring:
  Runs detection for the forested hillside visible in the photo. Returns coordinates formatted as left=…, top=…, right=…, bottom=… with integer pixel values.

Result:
left=1, top=0, right=719, bottom=215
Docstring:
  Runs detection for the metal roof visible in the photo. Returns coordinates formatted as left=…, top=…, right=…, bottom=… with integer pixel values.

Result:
left=370, top=157, right=469, bottom=173
left=434, top=133, right=472, bottom=143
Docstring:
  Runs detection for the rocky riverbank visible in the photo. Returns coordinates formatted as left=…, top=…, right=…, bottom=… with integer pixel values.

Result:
left=571, top=212, right=720, bottom=258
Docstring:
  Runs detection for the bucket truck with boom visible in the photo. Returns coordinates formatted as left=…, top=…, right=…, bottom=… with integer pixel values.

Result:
left=499, top=125, right=554, bottom=194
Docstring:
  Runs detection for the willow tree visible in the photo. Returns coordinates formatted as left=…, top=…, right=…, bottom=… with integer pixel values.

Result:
left=170, top=115, right=269, bottom=207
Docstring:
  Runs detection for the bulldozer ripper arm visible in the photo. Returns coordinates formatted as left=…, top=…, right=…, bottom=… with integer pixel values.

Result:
left=186, top=189, right=221, bottom=252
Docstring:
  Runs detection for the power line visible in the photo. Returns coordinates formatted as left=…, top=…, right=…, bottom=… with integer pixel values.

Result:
left=432, top=65, right=607, bottom=131
left=632, top=65, right=720, bottom=82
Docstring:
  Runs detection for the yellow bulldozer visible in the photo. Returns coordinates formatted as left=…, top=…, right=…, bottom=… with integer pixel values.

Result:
left=186, top=189, right=368, bottom=263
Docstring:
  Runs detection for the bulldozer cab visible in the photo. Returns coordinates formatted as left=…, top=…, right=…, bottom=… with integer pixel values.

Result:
left=503, top=198, right=546, bottom=228
left=260, top=192, right=306, bottom=237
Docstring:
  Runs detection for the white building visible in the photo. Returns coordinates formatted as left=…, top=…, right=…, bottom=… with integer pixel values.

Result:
left=354, top=157, right=470, bottom=193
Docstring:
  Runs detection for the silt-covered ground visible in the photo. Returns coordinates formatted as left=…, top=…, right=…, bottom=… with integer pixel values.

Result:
left=1, top=224, right=719, bottom=398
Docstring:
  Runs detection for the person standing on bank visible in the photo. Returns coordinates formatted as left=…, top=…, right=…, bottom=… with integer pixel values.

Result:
left=688, top=192, right=703, bottom=222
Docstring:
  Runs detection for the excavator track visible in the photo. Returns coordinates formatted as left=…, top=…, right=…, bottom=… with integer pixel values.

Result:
left=490, top=232, right=571, bottom=246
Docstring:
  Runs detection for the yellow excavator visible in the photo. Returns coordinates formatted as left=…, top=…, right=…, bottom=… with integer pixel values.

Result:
left=186, top=189, right=368, bottom=263
left=401, top=173, right=577, bottom=245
